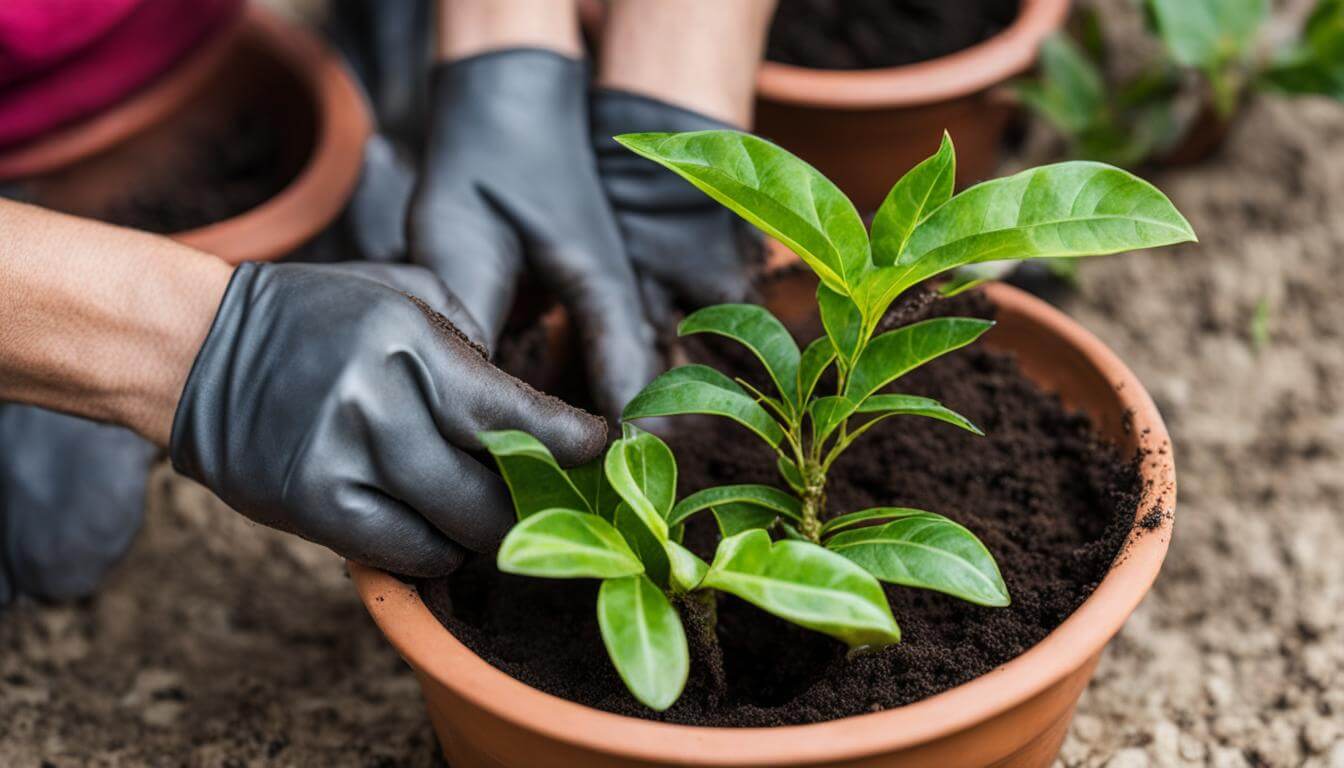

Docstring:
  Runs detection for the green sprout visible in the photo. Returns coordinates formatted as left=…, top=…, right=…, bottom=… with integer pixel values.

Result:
left=481, top=130, right=1195, bottom=711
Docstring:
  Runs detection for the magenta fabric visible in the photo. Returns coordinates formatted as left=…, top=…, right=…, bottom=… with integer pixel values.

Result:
left=0, top=0, right=244, bottom=150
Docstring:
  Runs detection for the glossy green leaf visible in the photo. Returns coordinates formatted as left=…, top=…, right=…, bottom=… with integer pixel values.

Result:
left=844, top=318, right=994, bottom=404
left=818, top=284, right=864, bottom=365
left=613, top=502, right=672, bottom=588
left=777, top=456, right=806, bottom=494
left=615, top=131, right=870, bottom=296
left=604, top=425, right=673, bottom=542
left=712, top=503, right=781, bottom=537
left=937, top=272, right=990, bottom=298
left=855, top=394, right=984, bottom=435
left=820, top=507, right=939, bottom=537
left=826, top=512, right=1010, bottom=606
left=871, top=132, right=956, bottom=266
left=497, top=509, right=644, bottom=579
left=480, top=430, right=592, bottom=519
left=702, top=530, right=901, bottom=647
left=858, top=162, right=1197, bottom=320
left=679, top=304, right=800, bottom=406
left=566, top=459, right=621, bottom=522
left=597, top=575, right=689, bottom=711
left=669, top=484, right=802, bottom=527
left=808, top=395, right=855, bottom=445
left=1145, top=0, right=1267, bottom=68
left=623, top=365, right=785, bottom=447
left=667, top=540, right=709, bottom=593
left=797, top=337, right=837, bottom=405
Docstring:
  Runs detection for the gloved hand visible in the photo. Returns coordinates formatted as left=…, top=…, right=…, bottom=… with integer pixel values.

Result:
left=408, top=50, right=658, bottom=420
left=0, top=405, right=155, bottom=604
left=591, top=90, right=764, bottom=329
left=170, top=261, right=606, bottom=577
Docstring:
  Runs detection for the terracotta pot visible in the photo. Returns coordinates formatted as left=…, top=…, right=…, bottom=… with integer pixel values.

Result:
left=0, top=4, right=370, bottom=264
left=350, top=271, right=1176, bottom=768
left=754, top=0, right=1069, bottom=211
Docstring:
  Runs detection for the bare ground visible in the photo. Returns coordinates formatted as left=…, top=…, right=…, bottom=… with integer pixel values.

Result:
left=3, top=5, right=1344, bottom=767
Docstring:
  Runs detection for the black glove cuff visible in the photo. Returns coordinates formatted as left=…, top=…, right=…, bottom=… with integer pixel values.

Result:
left=168, top=261, right=263, bottom=487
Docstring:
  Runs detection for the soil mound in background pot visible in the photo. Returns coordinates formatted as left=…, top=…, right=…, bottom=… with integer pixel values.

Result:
left=0, top=4, right=369, bottom=264
left=756, top=0, right=1067, bottom=211
left=350, top=272, right=1176, bottom=766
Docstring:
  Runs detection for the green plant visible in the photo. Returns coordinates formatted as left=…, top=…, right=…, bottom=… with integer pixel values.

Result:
left=482, top=130, right=1195, bottom=712
left=1019, top=0, right=1344, bottom=165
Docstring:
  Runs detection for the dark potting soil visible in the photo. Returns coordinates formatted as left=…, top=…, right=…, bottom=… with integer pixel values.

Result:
left=419, top=286, right=1145, bottom=727
left=99, top=107, right=291, bottom=233
left=767, top=0, right=1021, bottom=70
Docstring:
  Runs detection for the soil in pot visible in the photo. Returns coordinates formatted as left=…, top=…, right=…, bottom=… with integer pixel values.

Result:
left=417, top=286, right=1149, bottom=727
left=766, top=0, right=1021, bottom=70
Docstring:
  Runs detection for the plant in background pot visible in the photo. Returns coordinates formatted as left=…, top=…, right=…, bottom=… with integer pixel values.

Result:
left=351, top=126, right=1193, bottom=767
left=1018, top=0, right=1344, bottom=167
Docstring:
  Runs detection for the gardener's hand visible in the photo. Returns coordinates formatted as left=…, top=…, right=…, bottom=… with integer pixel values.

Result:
left=170, top=261, right=606, bottom=577
left=407, top=48, right=658, bottom=420
left=591, top=90, right=764, bottom=328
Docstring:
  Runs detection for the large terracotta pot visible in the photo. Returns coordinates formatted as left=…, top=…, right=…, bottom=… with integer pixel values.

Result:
left=754, top=0, right=1070, bottom=211
left=0, top=3, right=369, bottom=264
left=350, top=276, right=1175, bottom=768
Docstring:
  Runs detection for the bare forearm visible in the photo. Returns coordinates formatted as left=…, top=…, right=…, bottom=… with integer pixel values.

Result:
left=0, top=201, right=231, bottom=445
left=436, top=0, right=581, bottom=60
left=599, top=0, right=777, bottom=127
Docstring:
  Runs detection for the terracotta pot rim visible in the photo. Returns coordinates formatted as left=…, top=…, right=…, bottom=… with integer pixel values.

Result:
left=350, top=280, right=1174, bottom=766
left=755, top=0, right=1071, bottom=109
left=174, top=5, right=371, bottom=262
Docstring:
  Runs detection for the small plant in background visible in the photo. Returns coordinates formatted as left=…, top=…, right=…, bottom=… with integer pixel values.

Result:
left=482, top=129, right=1195, bottom=711
left=1018, top=0, right=1344, bottom=166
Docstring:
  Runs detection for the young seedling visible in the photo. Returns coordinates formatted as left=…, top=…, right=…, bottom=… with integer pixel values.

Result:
left=482, top=130, right=1195, bottom=712
left=1019, top=0, right=1344, bottom=166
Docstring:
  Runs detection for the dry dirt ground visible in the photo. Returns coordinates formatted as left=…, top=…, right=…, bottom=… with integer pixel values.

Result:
left=3, top=4, right=1344, bottom=767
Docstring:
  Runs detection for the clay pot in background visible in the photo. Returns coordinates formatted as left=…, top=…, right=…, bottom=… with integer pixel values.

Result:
left=0, top=4, right=369, bottom=264
left=351, top=268, right=1176, bottom=768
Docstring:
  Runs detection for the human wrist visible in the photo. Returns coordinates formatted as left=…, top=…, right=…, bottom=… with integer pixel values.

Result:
left=597, top=0, right=777, bottom=127
left=437, top=0, right=581, bottom=61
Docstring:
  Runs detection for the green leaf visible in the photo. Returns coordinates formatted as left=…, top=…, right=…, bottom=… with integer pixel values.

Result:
left=820, top=507, right=938, bottom=537
left=858, top=162, right=1197, bottom=319
left=613, top=502, right=672, bottom=589
left=808, top=395, right=856, bottom=445
left=797, top=337, right=837, bottom=405
left=1261, top=0, right=1344, bottom=99
left=702, top=530, right=902, bottom=647
left=480, top=430, right=592, bottom=519
left=817, top=284, right=864, bottom=365
left=1015, top=35, right=1106, bottom=136
left=1145, top=0, right=1267, bottom=69
left=855, top=394, right=984, bottom=435
left=679, top=304, right=801, bottom=407
left=497, top=509, right=644, bottom=579
left=937, top=272, right=990, bottom=298
left=667, top=541, right=709, bottom=593
left=604, top=425, right=673, bottom=542
left=712, top=503, right=781, bottom=537
left=566, top=459, right=621, bottom=522
left=597, top=575, right=689, bottom=711
left=623, top=365, right=786, bottom=448
left=844, top=318, right=994, bottom=404
left=871, top=132, right=956, bottom=266
left=777, top=456, right=806, bottom=494
left=826, top=511, right=1010, bottom=607
left=614, top=131, right=869, bottom=296
left=669, top=484, right=802, bottom=527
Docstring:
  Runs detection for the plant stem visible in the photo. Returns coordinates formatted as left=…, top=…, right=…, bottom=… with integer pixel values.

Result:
left=798, top=462, right=827, bottom=543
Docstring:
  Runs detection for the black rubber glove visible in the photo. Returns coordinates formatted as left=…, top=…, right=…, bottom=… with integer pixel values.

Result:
left=408, top=50, right=658, bottom=420
left=0, top=406, right=155, bottom=604
left=591, top=90, right=764, bottom=329
left=170, top=262, right=605, bottom=577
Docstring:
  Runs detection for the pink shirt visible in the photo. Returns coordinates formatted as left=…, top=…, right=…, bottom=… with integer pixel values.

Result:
left=0, top=0, right=242, bottom=149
